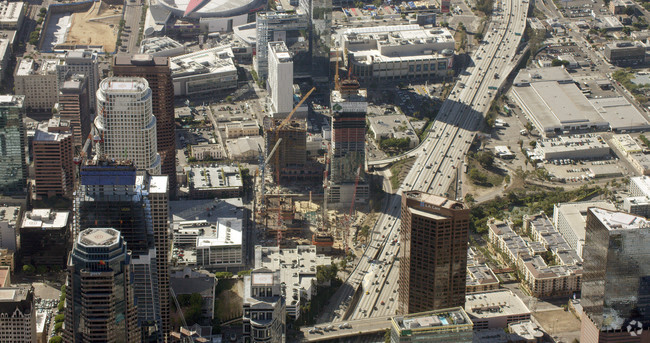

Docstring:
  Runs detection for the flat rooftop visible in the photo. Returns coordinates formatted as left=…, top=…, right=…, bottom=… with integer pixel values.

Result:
left=405, top=190, right=466, bottom=210
left=189, top=165, right=242, bottom=190
left=392, top=307, right=473, bottom=333
left=100, top=78, right=149, bottom=92
left=0, top=205, right=20, bottom=225
left=465, top=290, right=530, bottom=319
left=78, top=228, right=120, bottom=247
left=631, top=176, right=650, bottom=197
left=170, top=198, right=244, bottom=248
left=589, top=208, right=650, bottom=231
left=554, top=201, right=616, bottom=242
left=535, top=134, right=609, bottom=155
left=589, top=97, right=650, bottom=131
left=21, top=209, right=69, bottom=230
left=170, top=46, right=236, bottom=78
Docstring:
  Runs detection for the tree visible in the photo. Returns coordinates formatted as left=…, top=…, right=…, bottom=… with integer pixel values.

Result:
left=37, top=265, right=48, bottom=274
left=22, top=264, right=35, bottom=274
left=475, top=32, right=484, bottom=42
left=237, top=269, right=252, bottom=277
left=524, top=122, right=534, bottom=132
left=57, top=301, right=64, bottom=312
left=54, top=314, right=65, bottom=323
left=214, top=272, right=233, bottom=279
left=476, top=151, right=494, bottom=168
left=54, top=322, right=63, bottom=333
left=39, top=7, right=47, bottom=15
left=49, top=337, right=63, bottom=343
left=316, top=263, right=339, bottom=284
left=622, top=26, right=632, bottom=35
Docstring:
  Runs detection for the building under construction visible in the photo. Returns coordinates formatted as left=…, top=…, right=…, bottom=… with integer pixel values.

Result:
left=262, top=195, right=304, bottom=242
left=263, top=117, right=322, bottom=185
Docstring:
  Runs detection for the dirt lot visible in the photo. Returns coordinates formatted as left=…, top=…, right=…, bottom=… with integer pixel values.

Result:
left=66, top=0, right=122, bottom=52
left=534, top=309, right=582, bottom=342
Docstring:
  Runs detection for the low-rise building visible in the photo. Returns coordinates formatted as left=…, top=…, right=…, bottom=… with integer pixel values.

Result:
left=610, top=0, right=634, bottom=14
left=553, top=201, right=616, bottom=257
left=623, top=176, right=650, bottom=217
left=508, top=321, right=545, bottom=342
left=0, top=2, right=25, bottom=30
left=187, top=165, right=243, bottom=199
left=255, top=245, right=331, bottom=319
left=610, top=134, right=643, bottom=156
left=390, top=307, right=474, bottom=342
left=242, top=268, right=286, bottom=343
left=604, top=41, right=645, bottom=65
left=170, top=267, right=216, bottom=319
left=225, top=120, right=259, bottom=139
left=14, top=59, right=59, bottom=111
left=20, top=209, right=71, bottom=268
left=628, top=153, right=650, bottom=175
left=170, top=198, right=246, bottom=269
left=519, top=255, right=582, bottom=298
left=530, top=135, right=610, bottom=161
left=339, top=25, right=455, bottom=82
left=494, top=146, right=515, bottom=159
left=0, top=249, right=14, bottom=272
left=0, top=284, right=36, bottom=343
left=226, top=135, right=265, bottom=161
left=170, top=46, right=238, bottom=96
left=190, top=143, right=225, bottom=161
left=464, top=290, right=531, bottom=330
left=466, top=248, right=499, bottom=293
left=140, top=36, right=186, bottom=57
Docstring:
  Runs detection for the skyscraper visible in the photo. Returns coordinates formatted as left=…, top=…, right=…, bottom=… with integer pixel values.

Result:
left=328, top=79, right=369, bottom=204
left=74, top=160, right=170, bottom=341
left=56, top=50, right=100, bottom=109
left=113, top=54, right=177, bottom=198
left=398, top=191, right=469, bottom=314
left=308, top=0, right=332, bottom=84
left=0, top=95, right=26, bottom=195
left=255, top=11, right=309, bottom=80
left=268, top=41, right=294, bottom=115
left=581, top=207, right=650, bottom=343
left=63, top=228, right=140, bottom=343
left=33, top=118, right=75, bottom=198
left=58, top=73, right=91, bottom=149
left=95, top=77, right=161, bottom=175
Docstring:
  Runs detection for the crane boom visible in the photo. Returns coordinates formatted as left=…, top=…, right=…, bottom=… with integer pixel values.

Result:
left=277, top=87, right=316, bottom=130
left=264, top=138, right=282, bottom=165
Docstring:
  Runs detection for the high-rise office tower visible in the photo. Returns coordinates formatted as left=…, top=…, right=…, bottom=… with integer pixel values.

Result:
left=398, top=191, right=470, bottom=314
left=255, top=11, right=309, bottom=80
left=63, top=228, right=140, bottom=343
left=75, top=160, right=170, bottom=341
left=268, top=41, right=294, bottom=115
left=242, top=268, right=286, bottom=343
left=33, top=118, right=75, bottom=198
left=0, top=95, right=26, bottom=195
left=56, top=50, right=100, bottom=109
left=581, top=207, right=650, bottom=343
left=58, top=73, right=91, bottom=149
left=0, top=284, right=36, bottom=343
left=328, top=79, right=369, bottom=204
left=32, top=117, right=75, bottom=198
left=95, top=77, right=161, bottom=175
left=113, top=54, right=177, bottom=198
left=308, top=0, right=332, bottom=84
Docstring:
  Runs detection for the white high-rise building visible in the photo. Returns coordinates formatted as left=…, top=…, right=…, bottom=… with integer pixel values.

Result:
left=268, top=41, right=293, bottom=115
left=56, top=50, right=100, bottom=108
left=95, top=77, right=161, bottom=174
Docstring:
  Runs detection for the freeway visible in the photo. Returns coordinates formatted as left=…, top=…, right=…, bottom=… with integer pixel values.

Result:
left=314, top=0, right=530, bottom=330
left=300, top=316, right=392, bottom=342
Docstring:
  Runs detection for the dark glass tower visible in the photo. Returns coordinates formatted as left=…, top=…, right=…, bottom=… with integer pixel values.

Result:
left=0, top=95, right=26, bottom=195
left=398, top=191, right=469, bottom=314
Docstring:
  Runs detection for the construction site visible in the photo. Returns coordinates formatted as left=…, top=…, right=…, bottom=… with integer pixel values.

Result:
left=42, top=0, right=123, bottom=52
left=255, top=70, right=370, bottom=258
